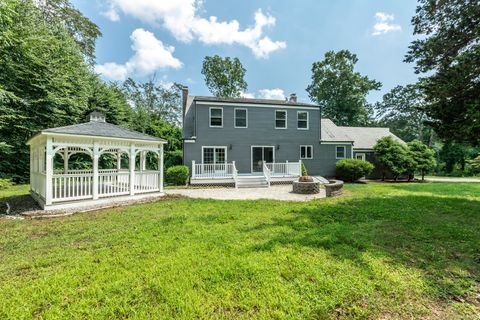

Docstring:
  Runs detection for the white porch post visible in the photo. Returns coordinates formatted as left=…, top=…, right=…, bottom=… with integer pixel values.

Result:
left=192, top=160, right=196, bottom=178
left=159, top=144, right=164, bottom=192
left=129, top=144, right=136, bottom=196
left=45, top=138, right=53, bottom=205
left=63, top=148, right=68, bottom=174
left=92, top=142, right=100, bottom=200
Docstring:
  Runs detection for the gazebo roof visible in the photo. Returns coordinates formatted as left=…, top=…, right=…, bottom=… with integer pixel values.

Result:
left=28, top=112, right=166, bottom=143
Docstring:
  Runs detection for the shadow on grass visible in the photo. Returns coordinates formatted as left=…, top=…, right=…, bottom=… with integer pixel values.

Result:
left=245, top=193, right=480, bottom=302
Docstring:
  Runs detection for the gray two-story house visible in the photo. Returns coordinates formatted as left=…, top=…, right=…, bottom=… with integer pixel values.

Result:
left=181, top=88, right=402, bottom=186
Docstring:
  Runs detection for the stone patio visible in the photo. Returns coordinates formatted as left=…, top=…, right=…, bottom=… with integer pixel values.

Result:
left=166, top=184, right=326, bottom=202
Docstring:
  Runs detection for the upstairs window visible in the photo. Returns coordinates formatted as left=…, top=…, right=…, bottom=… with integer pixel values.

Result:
left=336, top=146, right=346, bottom=159
left=300, top=145, right=313, bottom=159
left=297, top=111, right=309, bottom=129
left=275, top=110, right=287, bottom=129
left=209, top=107, right=223, bottom=127
left=234, top=108, right=248, bottom=128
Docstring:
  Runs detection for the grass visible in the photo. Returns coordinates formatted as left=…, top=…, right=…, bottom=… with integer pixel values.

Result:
left=1, top=183, right=479, bottom=319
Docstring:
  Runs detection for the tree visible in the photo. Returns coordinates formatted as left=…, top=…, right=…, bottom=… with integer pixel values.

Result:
left=123, top=78, right=183, bottom=132
left=307, top=50, right=381, bottom=126
left=375, top=84, right=433, bottom=144
left=407, top=140, right=436, bottom=181
left=0, top=0, right=95, bottom=181
left=201, top=55, right=247, bottom=98
left=373, top=136, right=411, bottom=181
left=405, top=0, right=480, bottom=145
left=35, top=0, right=102, bottom=62
left=438, top=142, right=478, bottom=174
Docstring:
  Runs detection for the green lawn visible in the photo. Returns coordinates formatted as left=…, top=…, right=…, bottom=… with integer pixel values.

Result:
left=1, top=183, right=479, bottom=319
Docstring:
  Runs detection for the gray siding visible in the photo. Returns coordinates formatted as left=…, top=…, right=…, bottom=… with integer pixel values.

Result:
left=184, top=101, right=352, bottom=177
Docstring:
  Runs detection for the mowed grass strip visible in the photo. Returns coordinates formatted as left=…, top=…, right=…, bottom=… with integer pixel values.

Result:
left=0, top=183, right=479, bottom=319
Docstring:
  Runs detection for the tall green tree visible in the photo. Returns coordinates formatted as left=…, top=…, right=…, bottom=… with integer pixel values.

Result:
left=405, top=0, right=480, bottom=145
left=407, top=140, right=436, bottom=181
left=35, top=0, right=102, bottom=62
left=123, top=78, right=183, bottom=131
left=375, top=84, right=433, bottom=144
left=0, top=0, right=95, bottom=181
left=307, top=50, right=381, bottom=126
left=201, top=55, right=247, bottom=98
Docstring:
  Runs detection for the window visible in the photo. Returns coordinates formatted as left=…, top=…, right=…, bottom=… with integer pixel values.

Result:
left=275, top=110, right=287, bottom=129
left=234, top=108, right=248, bottom=128
left=336, top=146, right=346, bottom=159
left=297, top=111, right=309, bottom=130
left=202, top=147, right=226, bottom=164
left=300, top=145, right=313, bottom=159
left=209, top=107, right=223, bottom=127
left=355, top=153, right=365, bottom=161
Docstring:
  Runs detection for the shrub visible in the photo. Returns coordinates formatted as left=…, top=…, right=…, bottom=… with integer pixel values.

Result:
left=166, top=165, right=189, bottom=186
left=301, top=161, right=308, bottom=176
left=0, top=178, right=13, bottom=190
left=165, top=150, right=183, bottom=169
left=336, top=159, right=374, bottom=182
left=374, top=136, right=412, bottom=180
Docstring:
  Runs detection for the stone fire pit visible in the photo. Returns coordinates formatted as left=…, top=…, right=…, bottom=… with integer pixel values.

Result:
left=292, top=180, right=321, bottom=194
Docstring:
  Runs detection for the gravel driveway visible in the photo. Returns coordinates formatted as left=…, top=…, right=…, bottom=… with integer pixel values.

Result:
left=166, top=185, right=326, bottom=201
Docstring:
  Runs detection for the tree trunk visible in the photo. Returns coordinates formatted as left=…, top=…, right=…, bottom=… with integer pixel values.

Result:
left=422, top=172, right=425, bottom=181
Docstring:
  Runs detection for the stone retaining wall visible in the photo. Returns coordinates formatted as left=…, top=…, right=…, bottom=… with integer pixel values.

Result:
left=325, top=180, right=344, bottom=197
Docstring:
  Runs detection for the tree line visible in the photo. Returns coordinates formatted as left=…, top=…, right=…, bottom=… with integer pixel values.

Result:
left=0, top=0, right=182, bottom=182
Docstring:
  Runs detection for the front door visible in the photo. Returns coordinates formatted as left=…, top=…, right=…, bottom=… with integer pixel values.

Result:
left=252, top=147, right=274, bottom=172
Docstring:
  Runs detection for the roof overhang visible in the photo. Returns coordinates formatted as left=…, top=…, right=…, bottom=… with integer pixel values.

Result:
left=195, top=100, right=319, bottom=110
left=27, top=131, right=167, bottom=146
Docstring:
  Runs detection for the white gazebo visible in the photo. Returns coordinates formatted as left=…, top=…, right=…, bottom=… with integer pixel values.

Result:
left=27, top=112, right=166, bottom=210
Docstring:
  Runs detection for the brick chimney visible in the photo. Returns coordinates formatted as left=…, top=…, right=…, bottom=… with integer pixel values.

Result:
left=289, top=93, right=297, bottom=103
left=181, top=86, right=189, bottom=121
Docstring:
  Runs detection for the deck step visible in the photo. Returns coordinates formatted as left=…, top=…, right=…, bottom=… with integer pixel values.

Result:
left=235, top=175, right=269, bottom=188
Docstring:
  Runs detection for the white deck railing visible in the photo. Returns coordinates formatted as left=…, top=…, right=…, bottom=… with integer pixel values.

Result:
left=191, top=161, right=236, bottom=179
left=52, top=173, right=93, bottom=202
left=262, top=161, right=271, bottom=187
left=266, top=161, right=302, bottom=177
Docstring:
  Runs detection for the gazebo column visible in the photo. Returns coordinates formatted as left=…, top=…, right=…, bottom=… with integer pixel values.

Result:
left=63, top=148, right=69, bottom=174
left=116, top=151, right=122, bottom=171
left=45, top=138, right=53, bottom=206
left=129, top=144, right=136, bottom=196
left=140, top=151, right=146, bottom=171
left=159, top=144, right=164, bottom=193
left=92, top=142, right=100, bottom=200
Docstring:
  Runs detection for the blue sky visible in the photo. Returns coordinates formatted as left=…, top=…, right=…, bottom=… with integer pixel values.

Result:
left=73, top=0, right=419, bottom=104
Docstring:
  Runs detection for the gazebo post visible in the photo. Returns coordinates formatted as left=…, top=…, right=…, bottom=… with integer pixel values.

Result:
left=92, top=141, right=99, bottom=200
left=129, top=144, right=135, bottom=196
left=116, top=151, right=121, bottom=171
left=159, top=144, right=164, bottom=193
left=140, top=151, right=146, bottom=171
left=45, top=137, right=53, bottom=206
left=63, top=148, right=68, bottom=174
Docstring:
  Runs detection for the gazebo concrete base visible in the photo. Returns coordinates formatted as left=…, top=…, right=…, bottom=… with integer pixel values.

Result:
left=34, top=192, right=164, bottom=212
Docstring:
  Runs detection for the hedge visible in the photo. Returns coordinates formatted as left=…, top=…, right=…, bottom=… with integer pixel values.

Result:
left=165, top=165, right=189, bottom=186
left=336, top=159, right=374, bottom=182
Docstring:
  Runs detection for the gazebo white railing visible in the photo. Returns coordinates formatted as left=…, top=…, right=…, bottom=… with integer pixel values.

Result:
left=27, top=112, right=167, bottom=209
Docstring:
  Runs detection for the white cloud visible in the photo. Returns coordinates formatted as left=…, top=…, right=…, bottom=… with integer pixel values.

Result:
left=372, top=12, right=402, bottom=36
left=240, top=92, right=255, bottom=99
left=103, top=0, right=286, bottom=58
left=95, top=28, right=182, bottom=81
left=259, top=88, right=285, bottom=100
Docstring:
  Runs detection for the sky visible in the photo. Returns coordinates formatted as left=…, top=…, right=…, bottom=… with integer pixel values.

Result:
left=72, top=0, right=420, bottom=104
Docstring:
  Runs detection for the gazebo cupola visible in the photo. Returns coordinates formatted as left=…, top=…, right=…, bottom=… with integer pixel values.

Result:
left=26, top=112, right=167, bottom=210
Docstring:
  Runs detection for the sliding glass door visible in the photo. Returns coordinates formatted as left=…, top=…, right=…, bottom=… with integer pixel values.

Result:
left=251, top=146, right=274, bottom=172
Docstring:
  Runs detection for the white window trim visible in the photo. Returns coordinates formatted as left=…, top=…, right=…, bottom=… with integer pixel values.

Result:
left=355, top=153, right=366, bottom=161
left=234, top=108, right=248, bottom=128
left=336, top=146, right=346, bottom=159
left=275, top=110, right=287, bottom=129
left=209, top=107, right=223, bottom=128
left=297, top=111, right=309, bottom=130
left=201, top=146, right=227, bottom=164
left=300, top=145, right=313, bottom=159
